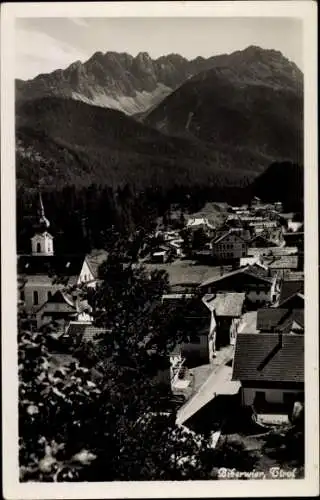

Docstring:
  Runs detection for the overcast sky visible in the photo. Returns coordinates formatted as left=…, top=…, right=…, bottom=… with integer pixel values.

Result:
left=15, top=17, right=303, bottom=80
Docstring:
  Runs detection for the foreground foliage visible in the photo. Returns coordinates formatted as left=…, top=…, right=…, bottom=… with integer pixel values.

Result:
left=19, top=263, right=218, bottom=480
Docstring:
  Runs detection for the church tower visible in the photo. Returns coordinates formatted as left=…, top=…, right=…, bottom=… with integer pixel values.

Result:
left=31, top=192, right=54, bottom=256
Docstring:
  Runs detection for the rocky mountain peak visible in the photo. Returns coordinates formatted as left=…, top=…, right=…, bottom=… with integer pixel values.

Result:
left=16, top=46, right=302, bottom=116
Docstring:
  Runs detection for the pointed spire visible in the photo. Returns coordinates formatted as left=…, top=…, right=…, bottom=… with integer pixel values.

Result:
left=39, top=191, right=45, bottom=219
left=37, top=189, right=50, bottom=230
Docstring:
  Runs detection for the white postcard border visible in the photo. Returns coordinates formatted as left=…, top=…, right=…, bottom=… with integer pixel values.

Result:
left=1, top=2, right=318, bottom=498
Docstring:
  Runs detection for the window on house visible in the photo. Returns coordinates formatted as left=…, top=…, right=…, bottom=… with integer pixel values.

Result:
left=47, top=291, right=52, bottom=301
left=36, top=242, right=41, bottom=253
left=33, top=291, right=39, bottom=305
left=20, top=290, right=25, bottom=302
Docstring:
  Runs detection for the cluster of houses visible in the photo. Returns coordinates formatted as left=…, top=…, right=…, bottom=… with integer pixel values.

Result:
left=18, top=193, right=304, bottom=432
left=148, top=197, right=303, bottom=276
left=170, top=262, right=304, bottom=428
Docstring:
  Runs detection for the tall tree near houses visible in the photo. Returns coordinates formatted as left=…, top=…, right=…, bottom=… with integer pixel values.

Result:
left=19, top=253, right=260, bottom=481
left=18, top=266, right=214, bottom=481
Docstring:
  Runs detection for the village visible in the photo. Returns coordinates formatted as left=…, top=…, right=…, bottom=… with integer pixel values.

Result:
left=17, top=193, right=304, bottom=472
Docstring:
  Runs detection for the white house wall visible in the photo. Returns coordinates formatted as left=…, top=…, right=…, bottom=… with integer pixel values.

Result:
left=78, top=260, right=95, bottom=287
left=21, top=282, right=64, bottom=311
left=213, top=234, right=247, bottom=260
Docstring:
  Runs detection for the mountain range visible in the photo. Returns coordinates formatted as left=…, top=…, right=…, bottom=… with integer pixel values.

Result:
left=16, top=46, right=303, bottom=191
left=16, top=46, right=302, bottom=117
left=16, top=51, right=207, bottom=115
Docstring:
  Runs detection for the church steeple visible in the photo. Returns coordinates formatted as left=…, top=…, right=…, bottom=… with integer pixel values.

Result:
left=37, top=191, right=50, bottom=231
left=31, top=190, right=54, bottom=256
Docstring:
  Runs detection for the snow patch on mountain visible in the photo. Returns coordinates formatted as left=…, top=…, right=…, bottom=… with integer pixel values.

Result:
left=72, top=83, right=172, bottom=115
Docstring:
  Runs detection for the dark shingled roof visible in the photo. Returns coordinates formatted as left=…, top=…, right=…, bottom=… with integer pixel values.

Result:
left=278, top=280, right=304, bottom=306
left=245, top=263, right=272, bottom=281
left=36, top=290, right=77, bottom=315
left=18, top=254, right=84, bottom=277
left=257, top=308, right=304, bottom=333
left=232, top=333, right=304, bottom=383
left=279, top=309, right=304, bottom=333
left=200, top=263, right=273, bottom=288
left=257, top=309, right=289, bottom=331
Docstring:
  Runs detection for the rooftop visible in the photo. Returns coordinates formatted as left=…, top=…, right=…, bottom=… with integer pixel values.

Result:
left=232, top=333, right=304, bottom=383
left=144, top=261, right=230, bottom=287
left=267, top=256, right=298, bottom=269
left=212, top=229, right=246, bottom=245
left=36, top=290, right=92, bottom=316
left=257, top=308, right=304, bottom=333
left=17, top=254, right=85, bottom=276
left=200, top=263, right=273, bottom=288
left=203, top=292, right=245, bottom=317
left=249, top=234, right=278, bottom=247
left=248, top=246, right=298, bottom=257
left=66, top=321, right=109, bottom=343
left=284, top=271, right=304, bottom=281
left=278, top=280, right=304, bottom=305
left=237, top=311, right=259, bottom=334
left=186, top=217, right=214, bottom=229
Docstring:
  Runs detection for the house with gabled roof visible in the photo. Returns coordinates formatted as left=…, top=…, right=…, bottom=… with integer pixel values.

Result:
left=77, top=249, right=109, bottom=288
left=202, top=292, right=245, bottom=350
left=211, top=229, right=248, bottom=262
left=186, top=217, right=215, bottom=232
left=256, top=308, right=304, bottom=334
left=35, top=289, right=93, bottom=328
left=232, top=332, right=304, bottom=416
left=199, top=263, right=280, bottom=307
